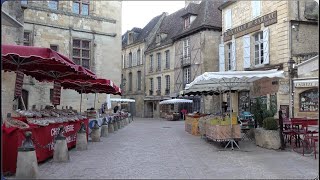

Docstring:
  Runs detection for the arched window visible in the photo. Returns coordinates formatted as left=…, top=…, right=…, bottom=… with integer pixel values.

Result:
left=299, top=88, right=318, bottom=112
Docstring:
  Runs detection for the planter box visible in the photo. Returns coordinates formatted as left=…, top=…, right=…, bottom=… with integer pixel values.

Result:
left=254, top=128, right=281, bottom=150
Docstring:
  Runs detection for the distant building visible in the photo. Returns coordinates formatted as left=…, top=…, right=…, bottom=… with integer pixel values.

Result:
left=121, top=13, right=166, bottom=117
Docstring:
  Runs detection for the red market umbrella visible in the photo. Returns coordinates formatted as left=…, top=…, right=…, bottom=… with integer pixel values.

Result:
left=1, top=44, right=97, bottom=108
left=1, top=44, right=97, bottom=81
left=60, top=79, right=120, bottom=112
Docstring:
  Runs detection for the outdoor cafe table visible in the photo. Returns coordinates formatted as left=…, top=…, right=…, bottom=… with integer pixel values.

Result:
left=1, top=117, right=89, bottom=175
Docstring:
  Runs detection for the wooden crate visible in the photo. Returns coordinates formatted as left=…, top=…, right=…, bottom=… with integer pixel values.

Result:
left=205, top=124, right=241, bottom=140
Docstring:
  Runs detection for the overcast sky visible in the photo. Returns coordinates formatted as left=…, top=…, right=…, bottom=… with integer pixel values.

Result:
left=122, top=1, right=185, bottom=35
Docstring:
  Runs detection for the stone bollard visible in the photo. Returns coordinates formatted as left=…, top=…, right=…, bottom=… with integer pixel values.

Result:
left=126, top=118, right=129, bottom=125
left=91, top=122, right=101, bottom=142
left=120, top=119, right=124, bottom=128
left=16, top=131, right=39, bottom=179
left=108, top=120, right=114, bottom=133
left=117, top=119, right=121, bottom=129
left=114, top=119, right=119, bottom=131
left=53, top=126, right=70, bottom=162
left=76, top=122, right=87, bottom=151
left=101, top=118, right=109, bottom=137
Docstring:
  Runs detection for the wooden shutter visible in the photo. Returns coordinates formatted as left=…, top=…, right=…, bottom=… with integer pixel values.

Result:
left=252, top=1, right=261, bottom=18
left=263, top=28, right=270, bottom=65
left=219, top=44, right=225, bottom=72
left=231, top=37, right=236, bottom=70
left=243, top=35, right=251, bottom=68
left=225, top=9, right=232, bottom=29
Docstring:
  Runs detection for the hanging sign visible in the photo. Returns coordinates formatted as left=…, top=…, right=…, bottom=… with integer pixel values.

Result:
left=53, top=81, right=61, bottom=105
left=14, top=71, right=24, bottom=97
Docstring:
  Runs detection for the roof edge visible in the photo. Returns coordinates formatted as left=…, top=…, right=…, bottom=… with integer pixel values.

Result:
left=218, top=0, right=236, bottom=11
left=172, top=25, right=222, bottom=41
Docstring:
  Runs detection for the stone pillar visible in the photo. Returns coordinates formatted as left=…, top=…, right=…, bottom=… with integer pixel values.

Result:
left=114, top=119, right=118, bottom=131
left=91, top=122, right=101, bottom=142
left=76, top=122, right=88, bottom=151
left=108, top=121, right=114, bottom=133
left=101, top=118, right=109, bottom=137
left=53, top=126, right=70, bottom=162
left=16, top=131, right=39, bottom=179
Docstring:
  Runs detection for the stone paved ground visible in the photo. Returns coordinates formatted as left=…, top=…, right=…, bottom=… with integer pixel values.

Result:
left=24, top=118, right=320, bottom=179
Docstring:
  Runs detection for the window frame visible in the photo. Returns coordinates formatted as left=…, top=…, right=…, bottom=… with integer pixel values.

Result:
left=150, top=78, right=154, bottom=95
left=183, top=67, right=191, bottom=85
left=227, top=43, right=232, bottom=70
left=48, top=0, right=59, bottom=10
left=128, top=72, right=133, bottom=92
left=252, top=1, right=261, bottom=19
left=23, top=31, right=32, bottom=46
left=137, top=49, right=141, bottom=65
left=299, top=88, right=319, bottom=112
left=137, top=71, right=141, bottom=91
left=165, top=50, right=170, bottom=69
left=72, top=0, right=90, bottom=15
left=184, top=16, right=190, bottom=29
left=50, top=44, right=59, bottom=52
left=149, top=54, right=153, bottom=72
left=165, top=75, right=170, bottom=92
left=225, top=9, right=232, bottom=30
left=157, top=52, right=161, bottom=71
left=128, top=52, right=133, bottom=68
left=254, top=31, right=264, bottom=66
left=183, top=38, right=190, bottom=58
left=72, top=38, right=91, bottom=69
left=157, top=76, right=161, bottom=92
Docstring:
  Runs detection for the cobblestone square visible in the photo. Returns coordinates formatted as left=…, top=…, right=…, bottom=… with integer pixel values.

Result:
left=32, top=118, right=319, bottom=179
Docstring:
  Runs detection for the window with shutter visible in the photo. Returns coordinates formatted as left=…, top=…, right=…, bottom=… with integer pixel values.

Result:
left=231, top=37, right=236, bottom=70
left=137, top=49, right=141, bottom=65
left=243, top=35, right=251, bottom=68
left=219, top=44, right=225, bottom=72
left=128, top=52, right=132, bottom=67
left=183, top=39, right=190, bottom=58
left=227, top=43, right=232, bottom=71
left=225, top=9, right=232, bottom=30
left=254, top=31, right=263, bottom=65
left=263, top=28, right=270, bottom=65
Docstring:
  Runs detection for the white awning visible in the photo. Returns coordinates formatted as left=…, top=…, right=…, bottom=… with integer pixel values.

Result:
left=159, top=99, right=193, bottom=105
left=110, top=98, right=135, bottom=103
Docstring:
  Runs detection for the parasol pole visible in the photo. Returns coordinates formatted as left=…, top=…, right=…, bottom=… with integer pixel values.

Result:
left=220, top=89, right=223, bottom=114
left=80, top=89, right=83, bottom=114
left=94, top=93, right=97, bottom=109
left=20, top=96, right=27, bottom=110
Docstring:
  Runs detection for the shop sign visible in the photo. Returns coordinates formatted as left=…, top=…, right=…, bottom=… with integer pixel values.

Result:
left=14, top=71, right=24, bottom=97
left=53, top=81, right=61, bottom=105
left=223, top=11, right=277, bottom=42
left=295, top=81, right=318, bottom=87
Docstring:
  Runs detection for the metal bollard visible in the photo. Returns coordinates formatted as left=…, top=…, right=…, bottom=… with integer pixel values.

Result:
left=16, top=131, right=39, bottom=179
left=91, top=122, right=101, bottom=142
left=76, top=122, right=87, bottom=151
left=53, top=125, right=70, bottom=162
left=101, top=118, right=109, bottom=137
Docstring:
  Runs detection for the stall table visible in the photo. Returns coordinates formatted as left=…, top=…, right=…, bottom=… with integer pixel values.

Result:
left=185, top=114, right=207, bottom=136
left=1, top=117, right=88, bottom=175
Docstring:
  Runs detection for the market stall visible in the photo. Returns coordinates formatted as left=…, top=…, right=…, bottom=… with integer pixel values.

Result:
left=2, top=110, right=89, bottom=174
left=185, top=113, right=207, bottom=136
left=159, top=99, right=193, bottom=121
left=187, top=69, right=285, bottom=149
left=1, top=44, right=97, bottom=174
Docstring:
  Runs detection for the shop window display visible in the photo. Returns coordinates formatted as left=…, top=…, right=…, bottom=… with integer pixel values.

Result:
left=299, top=89, right=318, bottom=112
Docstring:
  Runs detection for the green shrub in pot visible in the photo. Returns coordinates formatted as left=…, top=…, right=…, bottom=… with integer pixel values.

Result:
left=262, top=117, right=278, bottom=130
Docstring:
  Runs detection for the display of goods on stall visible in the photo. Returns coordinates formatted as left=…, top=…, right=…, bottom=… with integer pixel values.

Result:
left=86, top=109, right=98, bottom=119
left=4, top=118, right=30, bottom=129
left=205, top=124, right=241, bottom=141
left=185, top=114, right=207, bottom=136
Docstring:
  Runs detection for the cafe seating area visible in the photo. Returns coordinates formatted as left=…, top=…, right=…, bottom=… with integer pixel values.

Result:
left=282, top=118, right=319, bottom=159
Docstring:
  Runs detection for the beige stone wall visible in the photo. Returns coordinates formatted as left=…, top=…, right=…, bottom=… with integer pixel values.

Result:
left=145, top=46, right=176, bottom=96
left=1, top=1, right=122, bottom=115
left=291, top=23, right=319, bottom=56
left=221, top=1, right=292, bottom=114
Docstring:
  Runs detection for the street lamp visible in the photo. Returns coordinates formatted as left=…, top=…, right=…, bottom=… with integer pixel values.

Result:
left=287, top=58, right=297, bottom=118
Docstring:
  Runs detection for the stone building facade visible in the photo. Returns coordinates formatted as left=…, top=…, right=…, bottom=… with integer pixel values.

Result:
left=218, top=0, right=318, bottom=117
left=1, top=0, right=122, bottom=116
left=122, top=13, right=165, bottom=117
left=1, top=0, right=24, bottom=118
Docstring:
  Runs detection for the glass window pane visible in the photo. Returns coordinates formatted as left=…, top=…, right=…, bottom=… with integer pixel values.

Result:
left=81, top=4, right=89, bottom=15
left=73, top=39, right=80, bottom=48
left=82, top=50, right=90, bottom=58
left=48, top=0, right=58, bottom=10
left=24, top=32, right=30, bottom=42
left=50, top=45, right=58, bottom=51
left=82, top=41, right=90, bottom=49
left=73, top=49, right=80, bottom=57
left=82, top=59, right=90, bottom=68
left=72, top=2, right=80, bottom=14
left=73, top=58, right=80, bottom=65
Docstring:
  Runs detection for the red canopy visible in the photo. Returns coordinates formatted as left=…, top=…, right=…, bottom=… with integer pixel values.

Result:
left=1, top=44, right=96, bottom=81
left=60, top=79, right=120, bottom=95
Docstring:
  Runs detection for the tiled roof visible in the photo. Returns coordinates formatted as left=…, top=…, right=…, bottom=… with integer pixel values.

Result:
left=122, top=13, right=164, bottom=48
left=146, top=0, right=223, bottom=52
